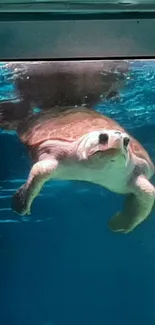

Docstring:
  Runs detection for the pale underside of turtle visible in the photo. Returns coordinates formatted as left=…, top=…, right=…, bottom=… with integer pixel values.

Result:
left=12, top=107, right=155, bottom=234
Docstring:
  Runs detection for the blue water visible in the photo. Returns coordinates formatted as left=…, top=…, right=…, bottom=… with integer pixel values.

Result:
left=1, top=60, right=155, bottom=325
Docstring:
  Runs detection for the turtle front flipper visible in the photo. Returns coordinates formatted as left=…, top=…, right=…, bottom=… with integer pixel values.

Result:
left=108, top=175, right=155, bottom=233
left=12, top=158, right=58, bottom=215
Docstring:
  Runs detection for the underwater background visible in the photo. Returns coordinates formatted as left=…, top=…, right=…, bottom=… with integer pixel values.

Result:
left=1, top=60, right=155, bottom=325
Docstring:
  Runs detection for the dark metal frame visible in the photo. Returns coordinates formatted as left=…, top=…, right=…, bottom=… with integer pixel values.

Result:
left=0, top=10, right=155, bottom=59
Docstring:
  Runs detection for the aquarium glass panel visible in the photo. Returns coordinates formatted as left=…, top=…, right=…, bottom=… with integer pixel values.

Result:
left=1, top=59, right=155, bottom=325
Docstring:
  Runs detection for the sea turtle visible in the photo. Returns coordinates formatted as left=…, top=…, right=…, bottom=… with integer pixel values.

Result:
left=12, top=107, right=155, bottom=233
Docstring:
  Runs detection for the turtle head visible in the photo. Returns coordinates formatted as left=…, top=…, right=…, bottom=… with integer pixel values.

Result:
left=77, top=129, right=131, bottom=161
left=92, top=129, right=131, bottom=166
left=99, top=130, right=130, bottom=153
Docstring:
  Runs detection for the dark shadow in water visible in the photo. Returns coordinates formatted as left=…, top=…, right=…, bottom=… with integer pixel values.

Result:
left=0, top=61, right=128, bottom=131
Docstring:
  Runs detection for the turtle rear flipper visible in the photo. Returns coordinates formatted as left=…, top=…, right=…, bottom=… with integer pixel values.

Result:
left=108, top=175, right=155, bottom=233
left=108, top=211, right=127, bottom=233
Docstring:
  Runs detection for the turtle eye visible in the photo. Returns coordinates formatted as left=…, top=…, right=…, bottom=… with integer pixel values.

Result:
left=99, top=133, right=108, bottom=144
left=123, top=136, right=130, bottom=147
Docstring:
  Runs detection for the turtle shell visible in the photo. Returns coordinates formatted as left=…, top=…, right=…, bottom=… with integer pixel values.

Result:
left=17, top=107, right=153, bottom=167
left=17, top=107, right=123, bottom=145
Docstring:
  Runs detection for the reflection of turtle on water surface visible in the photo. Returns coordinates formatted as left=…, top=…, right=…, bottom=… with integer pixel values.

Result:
left=12, top=107, right=155, bottom=234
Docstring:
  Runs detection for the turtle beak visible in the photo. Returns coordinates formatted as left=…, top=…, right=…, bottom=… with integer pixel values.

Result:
left=108, top=131, right=122, bottom=149
left=109, top=131, right=130, bottom=152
